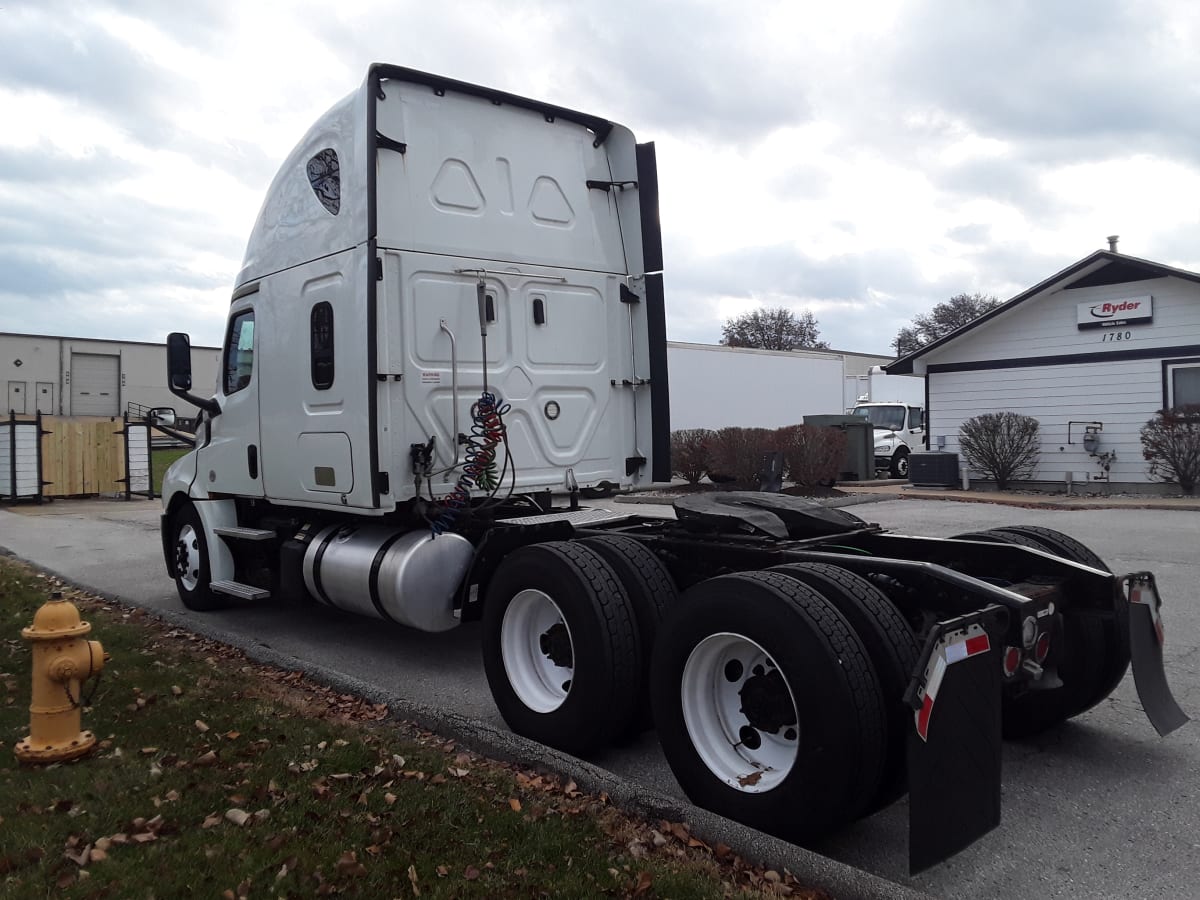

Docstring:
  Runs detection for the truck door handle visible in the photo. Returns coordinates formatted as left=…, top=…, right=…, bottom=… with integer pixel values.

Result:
left=247, top=444, right=259, bottom=479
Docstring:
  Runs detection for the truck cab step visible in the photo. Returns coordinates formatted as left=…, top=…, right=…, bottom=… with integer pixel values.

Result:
left=214, top=526, right=276, bottom=541
left=210, top=580, right=271, bottom=601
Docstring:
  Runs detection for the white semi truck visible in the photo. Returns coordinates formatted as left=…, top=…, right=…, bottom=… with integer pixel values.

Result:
left=160, top=65, right=1185, bottom=873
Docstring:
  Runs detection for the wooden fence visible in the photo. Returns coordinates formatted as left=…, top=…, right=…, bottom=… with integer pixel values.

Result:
left=2, top=414, right=155, bottom=500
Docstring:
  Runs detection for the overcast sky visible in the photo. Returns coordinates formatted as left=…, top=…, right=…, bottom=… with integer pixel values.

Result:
left=4, top=0, right=1200, bottom=355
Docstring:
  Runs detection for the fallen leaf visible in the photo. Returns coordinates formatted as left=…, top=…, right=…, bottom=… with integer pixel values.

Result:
left=436, top=865, right=449, bottom=877
left=448, top=767, right=469, bottom=777
left=224, top=731, right=240, bottom=740
left=225, top=809, right=251, bottom=827
left=384, top=793, right=397, bottom=805
left=139, top=747, right=158, bottom=755
left=335, top=850, right=366, bottom=877
left=195, top=750, right=218, bottom=767
left=64, top=843, right=91, bottom=866
left=429, top=774, right=446, bottom=785
left=195, top=720, right=210, bottom=733
left=89, top=848, right=108, bottom=863
left=408, top=863, right=420, bottom=896
left=632, top=871, right=653, bottom=897
left=202, top=814, right=222, bottom=829
left=508, top=798, right=521, bottom=813
left=171, top=685, right=183, bottom=696
left=464, top=866, right=480, bottom=881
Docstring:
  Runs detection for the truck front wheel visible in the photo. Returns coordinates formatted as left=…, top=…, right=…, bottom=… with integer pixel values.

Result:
left=650, top=571, right=886, bottom=842
left=482, top=541, right=641, bottom=756
left=170, top=503, right=228, bottom=611
left=889, top=448, right=910, bottom=479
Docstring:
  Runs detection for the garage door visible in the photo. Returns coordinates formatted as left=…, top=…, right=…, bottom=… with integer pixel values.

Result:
left=71, top=353, right=120, bottom=416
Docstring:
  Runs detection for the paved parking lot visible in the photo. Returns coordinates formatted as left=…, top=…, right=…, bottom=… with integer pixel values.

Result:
left=2, top=495, right=1197, bottom=898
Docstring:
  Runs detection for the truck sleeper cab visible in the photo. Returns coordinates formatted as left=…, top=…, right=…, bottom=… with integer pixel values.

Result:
left=161, top=65, right=1186, bottom=875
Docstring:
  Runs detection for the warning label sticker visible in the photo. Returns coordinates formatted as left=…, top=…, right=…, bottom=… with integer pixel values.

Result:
left=420, top=371, right=441, bottom=385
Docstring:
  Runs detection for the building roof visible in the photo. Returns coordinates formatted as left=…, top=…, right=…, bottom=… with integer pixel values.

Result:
left=0, top=331, right=221, bottom=351
left=886, top=250, right=1200, bottom=374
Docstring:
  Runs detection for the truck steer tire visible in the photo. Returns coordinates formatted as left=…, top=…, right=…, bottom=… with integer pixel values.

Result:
left=577, top=535, right=676, bottom=735
left=170, top=503, right=228, bottom=611
left=768, top=562, right=918, bottom=812
left=990, top=525, right=1130, bottom=722
left=650, top=571, right=886, bottom=842
left=889, top=448, right=909, bottom=479
left=482, top=541, right=641, bottom=757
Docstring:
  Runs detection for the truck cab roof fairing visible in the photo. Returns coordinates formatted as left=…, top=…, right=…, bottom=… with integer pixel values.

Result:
left=236, top=86, right=369, bottom=289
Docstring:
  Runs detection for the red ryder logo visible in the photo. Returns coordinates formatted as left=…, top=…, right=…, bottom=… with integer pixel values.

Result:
left=1076, top=295, right=1153, bottom=330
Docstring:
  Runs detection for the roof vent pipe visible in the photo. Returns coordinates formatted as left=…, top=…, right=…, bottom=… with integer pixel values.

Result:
left=1107, top=235, right=1120, bottom=252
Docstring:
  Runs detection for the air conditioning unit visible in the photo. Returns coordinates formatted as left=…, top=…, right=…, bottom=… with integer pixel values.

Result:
left=908, top=451, right=960, bottom=487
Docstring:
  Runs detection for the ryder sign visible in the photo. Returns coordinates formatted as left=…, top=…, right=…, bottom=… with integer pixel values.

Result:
left=1077, top=296, right=1153, bottom=330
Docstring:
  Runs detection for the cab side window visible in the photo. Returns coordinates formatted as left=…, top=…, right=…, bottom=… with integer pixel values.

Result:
left=311, top=302, right=334, bottom=390
left=224, top=310, right=255, bottom=394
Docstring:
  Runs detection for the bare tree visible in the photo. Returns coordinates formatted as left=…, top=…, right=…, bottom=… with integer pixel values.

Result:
left=1141, top=406, right=1200, bottom=495
left=894, top=293, right=1001, bottom=356
left=721, top=306, right=829, bottom=351
left=959, top=412, right=1040, bottom=489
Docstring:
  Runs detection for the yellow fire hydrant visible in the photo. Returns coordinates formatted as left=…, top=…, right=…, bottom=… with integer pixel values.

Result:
left=15, top=592, right=105, bottom=763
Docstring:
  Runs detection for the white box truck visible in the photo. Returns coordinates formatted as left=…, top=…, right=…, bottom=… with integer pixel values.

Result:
left=667, top=342, right=844, bottom=430
left=850, top=366, right=927, bottom=477
left=159, top=65, right=1185, bottom=873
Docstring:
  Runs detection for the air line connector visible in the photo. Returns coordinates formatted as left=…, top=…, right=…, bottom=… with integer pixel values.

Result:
left=15, top=591, right=105, bottom=764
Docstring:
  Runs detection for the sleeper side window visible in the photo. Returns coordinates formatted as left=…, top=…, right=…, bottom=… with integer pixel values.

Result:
left=223, top=310, right=255, bottom=395
left=311, top=301, right=335, bottom=390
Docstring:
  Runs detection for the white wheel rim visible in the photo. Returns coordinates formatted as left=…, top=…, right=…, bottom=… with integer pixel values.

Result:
left=500, top=589, right=574, bottom=713
left=177, top=523, right=201, bottom=591
left=681, top=633, right=799, bottom=793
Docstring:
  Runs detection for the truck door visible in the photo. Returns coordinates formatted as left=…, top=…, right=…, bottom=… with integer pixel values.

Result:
left=197, top=296, right=264, bottom=497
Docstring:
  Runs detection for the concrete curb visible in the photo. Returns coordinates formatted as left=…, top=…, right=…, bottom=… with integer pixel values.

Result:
left=1, top=547, right=929, bottom=900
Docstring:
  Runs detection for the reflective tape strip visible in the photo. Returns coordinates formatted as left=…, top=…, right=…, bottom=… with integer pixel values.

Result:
left=915, top=627, right=990, bottom=742
left=946, top=632, right=991, bottom=664
left=915, top=655, right=947, bottom=742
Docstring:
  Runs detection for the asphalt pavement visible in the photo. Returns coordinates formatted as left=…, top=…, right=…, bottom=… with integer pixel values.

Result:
left=2, top=490, right=1197, bottom=899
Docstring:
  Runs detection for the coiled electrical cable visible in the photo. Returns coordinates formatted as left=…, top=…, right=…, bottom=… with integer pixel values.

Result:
left=430, top=391, right=510, bottom=535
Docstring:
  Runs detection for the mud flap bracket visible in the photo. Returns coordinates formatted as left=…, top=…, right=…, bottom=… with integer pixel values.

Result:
left=905, top=605, right=1006, bottom=874
left=1125, top=572, right=1189, bottom=737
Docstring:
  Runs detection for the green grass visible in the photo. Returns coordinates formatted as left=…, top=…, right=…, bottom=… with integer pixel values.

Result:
left=151, top=448, right=190, bottom=496
left=0, top=560, right=816, bottom=899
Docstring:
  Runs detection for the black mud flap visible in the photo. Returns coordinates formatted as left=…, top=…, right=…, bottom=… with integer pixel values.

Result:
left=906, top=608, right=1005, bottom=874
left=1125, top=573, right=1189, bottom=737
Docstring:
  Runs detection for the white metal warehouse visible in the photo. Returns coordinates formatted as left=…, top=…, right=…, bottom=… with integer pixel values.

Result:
left=1, top=332, right=220, bottom=420
left=888, top=246, right=1200, bottom=491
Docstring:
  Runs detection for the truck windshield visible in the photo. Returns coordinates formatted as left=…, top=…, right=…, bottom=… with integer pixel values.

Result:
left=852, top=405, right=905, bottom=430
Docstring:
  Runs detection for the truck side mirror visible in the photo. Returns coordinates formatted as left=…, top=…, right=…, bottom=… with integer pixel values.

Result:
left=167, top=332, right=193, bottom=392
left=166, top=332, right=220, bottom=415
left=149, top=407, right=177, bottom=426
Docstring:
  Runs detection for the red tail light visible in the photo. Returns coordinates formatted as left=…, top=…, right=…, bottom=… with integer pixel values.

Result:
left=1035, top=631, right=1051, bottom=663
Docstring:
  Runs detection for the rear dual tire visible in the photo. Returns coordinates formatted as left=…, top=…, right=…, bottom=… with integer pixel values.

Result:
left=481, top=541, right=643, bottom=757
left=650, top=571, right=888, bottom=842
left=954, top=526, right=1127, bottom=738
